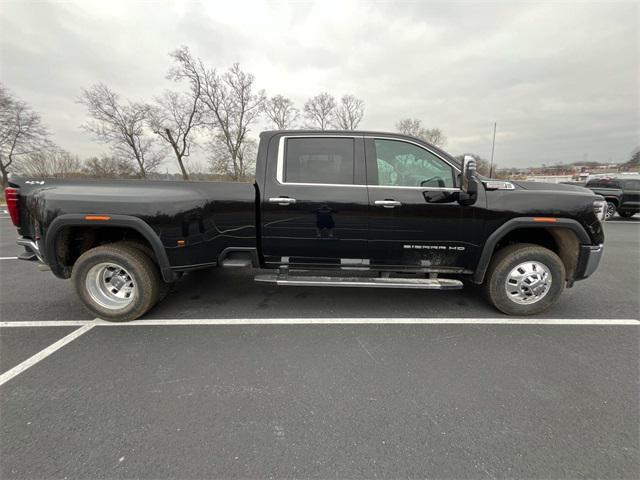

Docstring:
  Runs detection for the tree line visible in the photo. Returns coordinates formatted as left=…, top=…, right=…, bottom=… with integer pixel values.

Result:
left=1, top=46, right=450, bottom=188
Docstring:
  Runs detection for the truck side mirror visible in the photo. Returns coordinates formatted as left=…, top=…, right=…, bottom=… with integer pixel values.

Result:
left=461, top=155, right=478, bottom=195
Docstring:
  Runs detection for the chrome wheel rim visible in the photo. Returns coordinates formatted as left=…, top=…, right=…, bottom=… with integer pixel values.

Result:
left=85, top=262, right=135, bottom=309
left=505, top=261, right=552, bottom=305
left=605, top=203, right=616, bottom=219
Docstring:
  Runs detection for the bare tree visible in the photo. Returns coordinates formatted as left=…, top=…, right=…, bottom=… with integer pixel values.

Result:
left=208, top=134, right=256, bottom=180
left=148, top=47, right=205, bottom=180
left=455, top=154, right=491, bottom=176
left=333, top=94, right=365, bottom=130
left=78, top=83, right=164, bottom=178
left=18, top=148, right=82, bottom=178
left=264, top=94, right=299, bottom=129
left=423, top=128, right=447, bottom=147
left=304, top=92, right=336, bottom=130
left=149, top=91, right=203, bottom=180
left=395, top=118, right=447, bottom=147
left=198, top=62, right=265, bottom=180
left=395, top=118, right=423, bottom=138
left=160, top=51, right=264, bottom=181
left=0, top=85, right=50, bottom=188
left=82, top=155, right=137, bottom=178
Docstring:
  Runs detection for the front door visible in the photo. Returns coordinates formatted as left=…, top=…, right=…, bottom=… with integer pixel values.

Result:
left=261, top=135, right=369, bottom=267
left=365, top=137, right=484, bottom=271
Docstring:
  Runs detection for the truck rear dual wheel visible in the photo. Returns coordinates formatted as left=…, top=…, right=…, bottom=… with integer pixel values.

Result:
left=484, top=243, right=565, bottom=316
left=72, top=243, right=163, bottom=322
left=117, top=240, right=173, bottom=302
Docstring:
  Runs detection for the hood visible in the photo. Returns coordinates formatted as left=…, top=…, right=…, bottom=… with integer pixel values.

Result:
left=511, top=181, right=592, bottom=194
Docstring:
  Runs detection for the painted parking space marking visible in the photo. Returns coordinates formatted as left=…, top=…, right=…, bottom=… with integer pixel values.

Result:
left=0, top=320, right=92, bottom=327
left=0, top=322, right=96, bottom=386
left=0, top=317, right=636, bottom=384
left=0, top=257, right=18, bottom=260
left=1, top=317, right=638, bottom=328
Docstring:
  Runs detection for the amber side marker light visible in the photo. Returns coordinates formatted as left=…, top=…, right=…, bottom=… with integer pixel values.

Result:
left=177, top=240, right=186, bottom=247
left=533, top=217, right=557, bottom=223
left=84, top=215, right=111, bottom=221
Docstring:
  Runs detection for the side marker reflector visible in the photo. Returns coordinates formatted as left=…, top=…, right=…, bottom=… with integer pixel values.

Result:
left=84, top=215, right=111, bottom=221
left=533, top=217, right=557, bottom=223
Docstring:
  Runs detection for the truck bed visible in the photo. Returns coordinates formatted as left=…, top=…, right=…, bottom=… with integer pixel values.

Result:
left=11, top=178, right=258, bottom=272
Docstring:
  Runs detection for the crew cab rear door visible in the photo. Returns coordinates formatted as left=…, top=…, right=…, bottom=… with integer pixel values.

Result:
left=364, top=136, right=484, bottom=270
left=260, top=134, right=369, bottom=267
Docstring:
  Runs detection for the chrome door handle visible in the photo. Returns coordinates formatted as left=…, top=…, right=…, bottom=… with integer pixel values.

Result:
left=268, top=197, right=297, bottom=206
left=374, top=200, right=402, bottom=208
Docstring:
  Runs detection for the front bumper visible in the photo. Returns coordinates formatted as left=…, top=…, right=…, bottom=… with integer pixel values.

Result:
left=575, top=243, right=604, bottom=281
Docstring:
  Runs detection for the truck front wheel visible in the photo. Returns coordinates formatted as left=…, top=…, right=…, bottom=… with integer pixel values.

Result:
left=72, top=243, right=162, bottom=322
left=483, top=243, right=565, bottom=316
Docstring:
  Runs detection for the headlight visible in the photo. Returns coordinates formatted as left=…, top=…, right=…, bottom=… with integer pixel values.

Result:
left=593, top=199, right=607, bottom=221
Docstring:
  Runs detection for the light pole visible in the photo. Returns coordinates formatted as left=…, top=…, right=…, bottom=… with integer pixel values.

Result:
left=489, top=122, right=497, bottom=178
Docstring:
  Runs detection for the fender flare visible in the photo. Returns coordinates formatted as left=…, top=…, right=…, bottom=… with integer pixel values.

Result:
left=45, top=214, right=177, bottom=282
left=471, top=217, right=591, bottom=284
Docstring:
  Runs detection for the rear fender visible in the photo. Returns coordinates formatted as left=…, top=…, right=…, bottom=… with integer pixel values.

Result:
left=45, top=214, right=176, bottom=282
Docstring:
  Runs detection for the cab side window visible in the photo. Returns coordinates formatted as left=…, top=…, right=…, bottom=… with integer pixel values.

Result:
left=284, top=137, right=355, bottom=185
left=373, top=139, right=454, bottom=188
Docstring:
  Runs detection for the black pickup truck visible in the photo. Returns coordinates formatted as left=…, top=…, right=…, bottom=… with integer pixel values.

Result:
left=6, top=130, right=607, bottom=321
left=584, top=177, right=640, bottom=220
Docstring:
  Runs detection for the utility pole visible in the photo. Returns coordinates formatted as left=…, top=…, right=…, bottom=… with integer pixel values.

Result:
left=489, top=122, right=497, bottom=178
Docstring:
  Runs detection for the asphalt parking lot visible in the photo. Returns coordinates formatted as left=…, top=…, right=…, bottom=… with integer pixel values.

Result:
left=1, top=213, right=639, bottom=478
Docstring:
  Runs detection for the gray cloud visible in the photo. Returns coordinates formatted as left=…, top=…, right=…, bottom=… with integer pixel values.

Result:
left=0, top=0, right=637, bottom=169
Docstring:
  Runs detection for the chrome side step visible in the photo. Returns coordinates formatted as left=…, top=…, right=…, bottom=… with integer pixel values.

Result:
left=254, top=274, right=463, bottom=290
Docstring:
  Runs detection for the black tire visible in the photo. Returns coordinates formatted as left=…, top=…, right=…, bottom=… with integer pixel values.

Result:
left=483, top=243, right=565, bottom=316
left=72, top=243, right=162, bottom=322
left=618, top=211, right=636, bottom=218
left=605, top=201, right=617, bottom=220
left=118, top=240, right=174, bottom=301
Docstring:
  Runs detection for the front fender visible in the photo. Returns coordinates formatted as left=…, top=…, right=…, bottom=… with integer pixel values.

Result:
left=471, top=217, right=591, bottom=284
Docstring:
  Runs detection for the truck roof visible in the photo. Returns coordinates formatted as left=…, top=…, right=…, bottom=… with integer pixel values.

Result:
left=259, top=129, right=459, bottom=165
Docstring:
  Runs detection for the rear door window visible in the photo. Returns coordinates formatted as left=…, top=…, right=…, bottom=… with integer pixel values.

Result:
left=284, top=137, right=355, bottom=185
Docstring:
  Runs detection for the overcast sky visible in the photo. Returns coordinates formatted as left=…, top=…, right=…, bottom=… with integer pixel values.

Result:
left=1, top=0, right=638, bottom=171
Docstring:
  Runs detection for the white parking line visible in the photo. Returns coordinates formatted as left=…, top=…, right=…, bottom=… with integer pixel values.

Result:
left=0, top=322, right=96, bottom=386
left=0, top=320, right=91, bottom=327
left=0, top=317, right=636, bottom=384
left=1, top=317, right=638, bottom=327
left=0, top=257, right=18, bottom=260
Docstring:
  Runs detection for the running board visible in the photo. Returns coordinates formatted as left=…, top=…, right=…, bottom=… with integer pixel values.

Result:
left=221, top=258, right=252, bottom=268
left=254, top=274, right=463, bottom=290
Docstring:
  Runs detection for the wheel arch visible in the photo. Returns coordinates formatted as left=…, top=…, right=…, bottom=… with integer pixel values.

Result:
left=472, top=218, right=590, bottom=285
left=45, top=214, right=177, bottom=282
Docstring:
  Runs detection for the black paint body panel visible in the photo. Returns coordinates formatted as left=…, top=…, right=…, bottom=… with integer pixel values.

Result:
left=9, top=130, right=605, bottom=284
left=12, top=178, right=257, bottom=277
